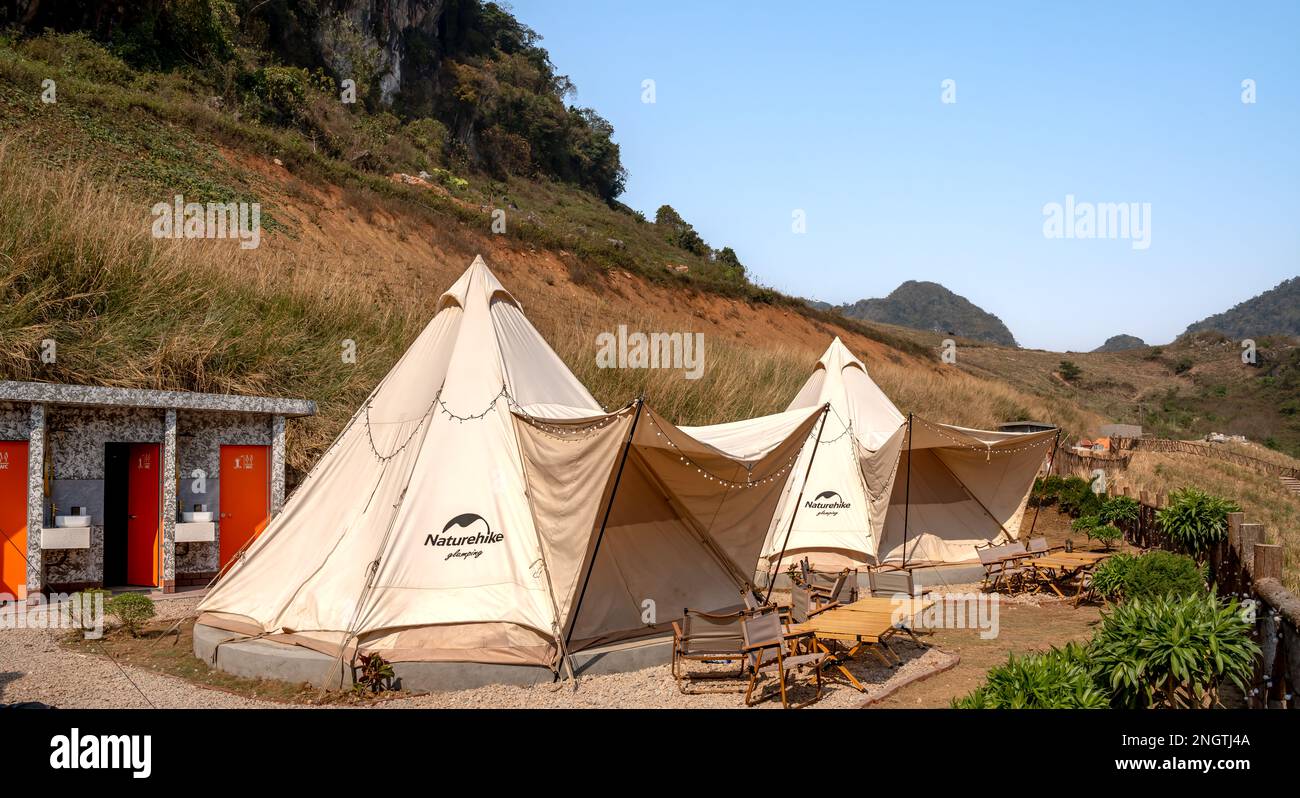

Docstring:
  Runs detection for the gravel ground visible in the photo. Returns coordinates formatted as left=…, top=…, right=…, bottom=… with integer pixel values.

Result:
left=1, top=595, right=956, bottom=709
left=385, top=639, right=953, bottom=709
left=0, top=596, right=279, bottom=708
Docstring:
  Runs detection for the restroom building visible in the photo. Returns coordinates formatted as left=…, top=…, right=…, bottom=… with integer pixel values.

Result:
left=0, top=381, right=314, bottom=600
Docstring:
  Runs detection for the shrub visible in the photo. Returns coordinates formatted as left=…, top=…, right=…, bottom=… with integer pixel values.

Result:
left=1058, top=360, right=1081, bottom=381
left=1098, top=495, right=1140, bottom=529
left=1090, top=553, right=1135, bottom=601
left=1088, top=523, right=1122, bottom=550
left=247, top=66, right=312, bottom=127
left=1071, top=515, right=1098, bottom=535
left=1156, top=487, right=1240, bottom=558
left=1123, top=550, right=1205, bottom=601
left=105, top=593, right=156, bottom=638
left=19, top=31, right=135, bottom=86
left=952, top=643, right=1108, bottom=709
left=1029, top=475, right=1067, bottom=507
left=1091, top=593, right=1258, bottom=708
left=1058, top=477, right=1103, bottom=519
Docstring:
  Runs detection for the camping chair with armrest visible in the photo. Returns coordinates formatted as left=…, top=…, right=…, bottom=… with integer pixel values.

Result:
left=789, top=585, right=840, bottom=625
left=741, top=607, right=826, bottom=709
left=671, top=607, right=749, bottom=694
left=865, top=567, right=932, bottom=644
left=742, top=587, right=793, bottom=625
left=977, top=543, right=1030, bottom=592
left=809, top=568, right=856, bottom=610
left=1027, top=537, right=1064, bottom=557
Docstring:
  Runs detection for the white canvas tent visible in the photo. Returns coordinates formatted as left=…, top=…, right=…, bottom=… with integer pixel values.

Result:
left=758, top=338, right=1056, bottom=572
left=198, top=256, right=823, bottom=671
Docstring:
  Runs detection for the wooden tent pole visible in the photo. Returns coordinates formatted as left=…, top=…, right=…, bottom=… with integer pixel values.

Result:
left=765, top=404, right=830, bottom=603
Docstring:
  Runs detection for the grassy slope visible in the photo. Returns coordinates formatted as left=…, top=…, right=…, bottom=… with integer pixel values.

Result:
left=0, top=37, right=1102, bottom=456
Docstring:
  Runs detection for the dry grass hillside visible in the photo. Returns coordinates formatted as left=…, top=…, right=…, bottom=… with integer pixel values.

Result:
left=0, top=140, right=1101, bottom=475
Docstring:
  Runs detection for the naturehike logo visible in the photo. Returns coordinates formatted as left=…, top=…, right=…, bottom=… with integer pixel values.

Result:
left=49, top=728, right=151, bottom=779
left=805, top=490, right=851, bottom=517
left=425, top=513, right=504, bottom=561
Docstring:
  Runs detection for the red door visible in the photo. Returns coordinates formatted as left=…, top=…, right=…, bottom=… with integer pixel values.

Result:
left=126, top=443, right=161, bottom=587
left=0, top=441, right=29, bottom=600
left=220, top=445, right=270, bottom=568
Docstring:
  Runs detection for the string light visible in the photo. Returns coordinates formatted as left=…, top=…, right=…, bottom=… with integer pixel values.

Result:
left=912, top=417, right=1057, bottom=456
left=642, top=412, right=815, bottom=489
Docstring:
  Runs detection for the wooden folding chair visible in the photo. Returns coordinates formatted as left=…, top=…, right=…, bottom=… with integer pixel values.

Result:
left=741, top=608, right=826, bottom=709
left=670, top=607, right=747, bottom=693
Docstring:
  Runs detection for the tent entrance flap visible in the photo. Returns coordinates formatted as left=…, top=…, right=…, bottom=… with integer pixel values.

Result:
left=562, top=398, right=644, bottom=652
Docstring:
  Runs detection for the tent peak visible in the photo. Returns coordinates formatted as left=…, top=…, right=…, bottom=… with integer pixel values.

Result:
left=438, top=255, right=521, bottom=312
left=817, top=336, right=867, bottom=375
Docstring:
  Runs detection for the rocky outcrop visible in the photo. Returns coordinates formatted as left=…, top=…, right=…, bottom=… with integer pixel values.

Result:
left=313, top=0, right=446, bottom=106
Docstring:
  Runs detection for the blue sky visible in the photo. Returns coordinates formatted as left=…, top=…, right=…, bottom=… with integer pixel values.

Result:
left=509, top=0, right=1299, bottom=351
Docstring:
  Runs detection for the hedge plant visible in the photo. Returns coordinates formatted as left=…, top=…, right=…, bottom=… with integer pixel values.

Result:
left=952, top=643, right=1108, bottom=709
left=1090, top=592, right=1257, bottom=708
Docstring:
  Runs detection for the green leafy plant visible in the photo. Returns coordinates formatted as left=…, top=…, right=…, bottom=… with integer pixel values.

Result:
left=1029, top=475, right=1068, bottom=507
left=1098, top=495, right=1140, bottom=529
left=1090, top=593, right=1258, bottom=708
left=952, top=643, right=1108, bottom=709
left=1088, top=523, right=1122, bottom=550
left=1071, top=515, right=1098, bottom=535
left=1122, top=550, right=1206, bottom=601
left=1156, top=487, right=1240, bottom=559
left=352, top=652, right=396, bottom=694
left=1058, top=477, right=1103, bottom=518
left=1058, top=360, right=1082, bottom=382
left=105, top=592, right=156, bottom=638
left=1089, top=553, right=1135, bottom=601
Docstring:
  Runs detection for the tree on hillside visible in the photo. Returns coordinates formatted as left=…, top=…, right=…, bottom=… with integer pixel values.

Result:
left=655, top=205, right=709, bottom=256
left=713, top=246, right=746, bottom=281
left=1059, top=360, right=1082, bottom=382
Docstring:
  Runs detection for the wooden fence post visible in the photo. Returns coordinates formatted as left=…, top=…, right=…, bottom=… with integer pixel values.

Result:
left=1226, top=512, right=1244, bottom=595
left=1240, top=524, right=1263, bottom=579
left=1251, top=559, right=1285, bottom=709
left=1254, top=543, right=1283, bottom=582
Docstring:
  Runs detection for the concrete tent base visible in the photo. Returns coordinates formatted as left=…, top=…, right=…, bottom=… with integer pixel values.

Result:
left=193, top=623, right=673, bottom=692
left=756, top=562, right=988, bottom=592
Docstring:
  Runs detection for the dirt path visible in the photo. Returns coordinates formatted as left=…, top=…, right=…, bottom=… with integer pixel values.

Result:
left=871, top=599, right=1102, bottom=708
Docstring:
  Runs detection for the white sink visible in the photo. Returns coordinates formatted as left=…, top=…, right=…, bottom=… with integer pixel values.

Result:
left=55, top=515, right=92, bottom=528
left=182, top=511, right=213, bottom=523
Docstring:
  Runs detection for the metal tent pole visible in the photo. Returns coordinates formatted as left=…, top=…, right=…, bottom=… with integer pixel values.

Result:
left=765, top=404, right=830, bottom=603
left=1025, top=429, right=1061, bottom=540
left=563, top=397, right=644, bottom=663
left=902, top=413, right=915, bottom=567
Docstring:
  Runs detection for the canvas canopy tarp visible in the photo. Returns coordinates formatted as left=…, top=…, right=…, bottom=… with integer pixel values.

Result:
left=758, top=338, right=1055, bottom=572
left=198, top=256, right=822, bottom=670
left=875, top=419, right=1057, bottom=565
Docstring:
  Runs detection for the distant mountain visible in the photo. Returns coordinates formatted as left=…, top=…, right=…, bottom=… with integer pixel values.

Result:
left=836, top=281, right=1018, bottom=346
left=802, top=298, right=834, bottom=312
left=1183, top=277, right=1300, bottom=339
left=1093, top=334, right=1147, bottom=352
